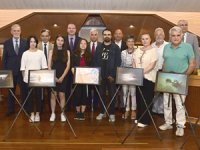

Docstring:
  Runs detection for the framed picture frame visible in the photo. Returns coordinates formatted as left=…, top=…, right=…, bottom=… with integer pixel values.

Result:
left=116, top=67, right=144, bottom=86
left=0, top=70, right=14, bottom=88
left=28, top=70, right=56, bottom=87
left=155, top=72, right=188, bottom=95
left=74, top=67, right=101, bottom=85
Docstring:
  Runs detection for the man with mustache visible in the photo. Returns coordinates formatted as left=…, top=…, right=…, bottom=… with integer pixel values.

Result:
left=93, top=29, right=121, bottom=122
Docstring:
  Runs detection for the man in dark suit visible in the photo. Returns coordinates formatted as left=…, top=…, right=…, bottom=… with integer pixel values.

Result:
left=113, top=29, right=127, bottom=110
left=114, top=29, right=128, bottom=51
left=2, top=24, right=27, bottom=116
left=65, top=23, right=81, bottom=52
left=65, top=23, right=81, bottom=110
left=178, top=20, right=200, bottom=70
left=87, top=28, right=101, bottom=111
left=37, top=29, right=54, bottom=113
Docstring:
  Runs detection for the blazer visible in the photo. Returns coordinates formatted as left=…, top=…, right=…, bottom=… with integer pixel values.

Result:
left=65, top=35, right=81, bottom=52
left=120, top=40, right=128, bottom=51
left=2, top=38, right=27, bottom=75
left=186, top=32, right=200, bottom=68
left=37, top=42, right=54, bottom=59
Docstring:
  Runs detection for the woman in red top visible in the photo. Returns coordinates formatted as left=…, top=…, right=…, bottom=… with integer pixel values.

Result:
left=72, top=39, right=92, bottom=120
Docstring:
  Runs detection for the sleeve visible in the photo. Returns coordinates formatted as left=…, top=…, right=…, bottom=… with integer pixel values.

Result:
left=20, top=53, right=26, bottom=71
left=2, top=43, right=8, bottom=69
left=193, top=35, right=200, bottom=68
left=41, top=52, right=48, bottom=69
left=187, top=44, right=195, bottom=61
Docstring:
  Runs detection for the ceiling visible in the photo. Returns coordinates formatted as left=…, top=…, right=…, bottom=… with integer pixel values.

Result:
left=0, top=0, right=200, bottom=12
left=0, top=13, right=174, bottom=44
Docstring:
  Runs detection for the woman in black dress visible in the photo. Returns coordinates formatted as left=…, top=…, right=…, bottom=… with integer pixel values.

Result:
left=48, top=35, right=70, bottom=122
left=71, top=38, right=92, bottom=120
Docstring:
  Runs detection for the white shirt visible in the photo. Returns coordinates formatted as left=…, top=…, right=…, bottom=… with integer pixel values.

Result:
left=20, top=49, right=47, bottom=83
left=183, top=32, right=187, bottom=42
left=115, top=40, right=122, bottom=49
left=12, top=37, right=20, bottom=49
left=42, top=42, right=49, bottom=57
left=121, top=49, right=134, bottom=67
left=90, top=41, right=97, bottom=52
left=151, top=41, right=168, bottom=70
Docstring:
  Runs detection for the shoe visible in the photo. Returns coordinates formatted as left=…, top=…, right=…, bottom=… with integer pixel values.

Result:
left=134, top=120, right=138, bottom=123
left=159, top=123, right=173, bottom=131
left=50, top=113, right=56, bottom=122
left=34, top=114, right=40, bottom=122
left=176, top=127, right=184, bottom=137
left=29, top=114, right=35, bottom=123
left=131, top=110, right=136, bottom=120
left=109, top=115, right=115, bottom=122
left=122, top=111, right=129, bottom=119
left=96, top=113, right=106, bottom=120
left=137, top=122, right=148, bottom=128
left=74, top=112, right=80, bottom=120
left=79, top=112, right=85, bottom=121
left=61, top=113, right=66, bottom=122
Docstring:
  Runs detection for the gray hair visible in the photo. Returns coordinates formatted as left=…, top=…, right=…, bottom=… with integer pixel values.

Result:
left=90, top=28, right=98, bottom=35
left=11, top=24, right=21, bottom=30
left=169, top=26, right=183, bottom=35
left=154, top=27, right=165, bottom=36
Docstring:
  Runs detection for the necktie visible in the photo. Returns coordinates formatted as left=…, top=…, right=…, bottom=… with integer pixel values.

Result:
left=44, top=43, right=47, bottom=62
left=70, top=37, right=74, bottom=51
left=91, top=42, right=95, bottom=56
left=15, top=39, right=19, bottom=55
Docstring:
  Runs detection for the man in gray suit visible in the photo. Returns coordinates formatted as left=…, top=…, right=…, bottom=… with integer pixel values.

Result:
left=178, top=20, right=200, bottom=70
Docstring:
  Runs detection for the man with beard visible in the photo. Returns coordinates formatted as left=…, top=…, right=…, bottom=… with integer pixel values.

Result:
left=93, top=29, right=121, bottom=122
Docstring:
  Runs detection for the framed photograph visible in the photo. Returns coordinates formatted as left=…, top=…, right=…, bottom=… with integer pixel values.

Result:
left=74, top=67, right=101, bottom=85
left=116, top=67, right=143, bottom=86
left=28, top=70, right=56, bottom=87
left=155, top=72, right=188, bottom=95
left=0, top=70, right=14, bottom=88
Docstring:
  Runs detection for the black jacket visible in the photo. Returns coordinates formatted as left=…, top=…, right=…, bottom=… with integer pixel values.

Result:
left=93, top=42, right=121, bottom=78
left=2, top=38, right=27, bottom=75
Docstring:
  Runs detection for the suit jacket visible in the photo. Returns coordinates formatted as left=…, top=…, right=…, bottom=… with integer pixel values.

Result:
left=186, top=32, right=200, bottom=68
left=65, top=35, right=81, bottom=52
left=87, top=41, right=101, bottom=56
left=37, top=42, right=54, bottom=59
left=2, top=38, right=27, bottom=75
left=120, top=40, right=128, bottom=51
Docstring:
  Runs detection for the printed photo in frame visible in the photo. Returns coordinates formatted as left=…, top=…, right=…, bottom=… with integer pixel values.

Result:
left=74, top=67, right=101, bottom=85
left=116, top=67, right=143, bottom=86
left=0, top=70, right=14, bottom=88
left=155, top=72, right=188, bottom=95
left=28, top=70, right=56, bottom=87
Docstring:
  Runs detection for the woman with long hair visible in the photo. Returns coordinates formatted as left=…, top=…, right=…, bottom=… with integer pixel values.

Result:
left=72, top=38, right=92, bottom=120
left=48, top=35, right=70, bottom=122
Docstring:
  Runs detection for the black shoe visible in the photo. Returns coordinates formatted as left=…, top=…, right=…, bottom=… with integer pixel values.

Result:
left=74, top=112, right=80, bottom=120
left=79, top=112, right=85, bottom=121
left=5, top=111, right=14, bottom=117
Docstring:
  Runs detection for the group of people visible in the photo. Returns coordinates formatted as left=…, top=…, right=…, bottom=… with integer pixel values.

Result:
left=2, top=19, right=199, bottom=137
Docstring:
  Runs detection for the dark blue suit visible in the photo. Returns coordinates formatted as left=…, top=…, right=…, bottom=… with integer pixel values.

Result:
left=64, top=35, right=81, bottom=110
left=2, top=38, right=27, bottom=113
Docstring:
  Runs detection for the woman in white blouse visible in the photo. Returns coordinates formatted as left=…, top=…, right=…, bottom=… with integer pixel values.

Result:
left=133, top=33, right=157, bottom=128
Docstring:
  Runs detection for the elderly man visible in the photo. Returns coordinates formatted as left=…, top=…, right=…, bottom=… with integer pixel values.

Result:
left=177, top=20, right=200, bottom=70
left=159, top=26, right=195, bottom=136
left=152, top=27, right=168, bottom=71
left=2, top=24, right=27, bottom=116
